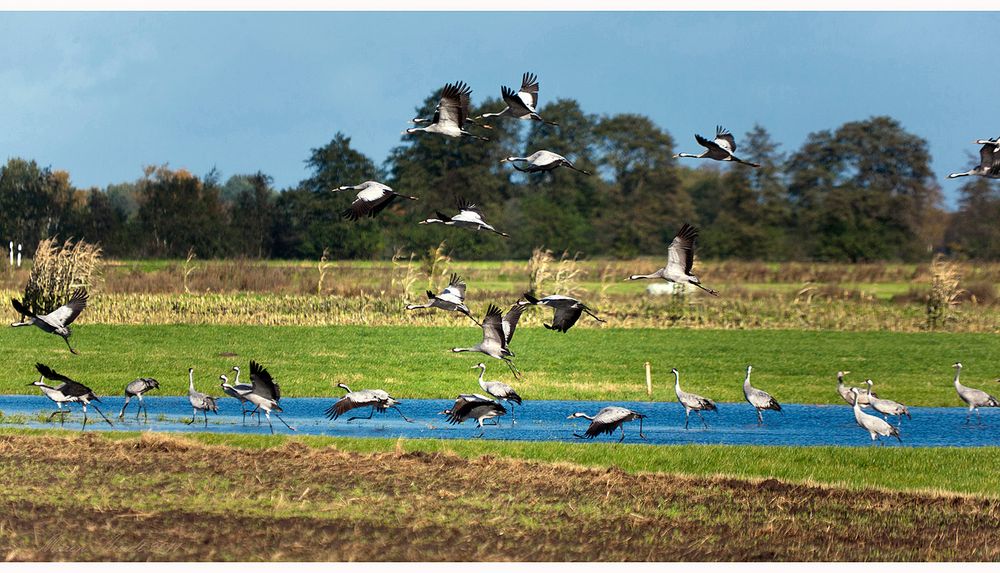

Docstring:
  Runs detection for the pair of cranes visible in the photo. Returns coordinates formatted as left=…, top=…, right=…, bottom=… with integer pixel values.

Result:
left=186, top=361, right=294, bottom=434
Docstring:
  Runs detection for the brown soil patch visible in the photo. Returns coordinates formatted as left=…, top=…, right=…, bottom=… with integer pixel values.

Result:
left=0, top=434, right=998, bottom=561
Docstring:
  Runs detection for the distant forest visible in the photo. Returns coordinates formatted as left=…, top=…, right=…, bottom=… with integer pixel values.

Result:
left=1, top=92, right=997, bottom=262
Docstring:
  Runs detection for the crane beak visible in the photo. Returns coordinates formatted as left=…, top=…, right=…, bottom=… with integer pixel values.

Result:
left=843, top=371, right=851, bottom=375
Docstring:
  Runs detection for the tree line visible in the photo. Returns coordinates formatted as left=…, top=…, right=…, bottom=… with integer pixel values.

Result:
left=1, top=92, right=997, bottom=262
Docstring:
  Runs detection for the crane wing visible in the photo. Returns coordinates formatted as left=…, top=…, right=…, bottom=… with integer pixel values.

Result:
left=45, top=288, right=88, bottom=326
left=979, top=141, right=999, bottom=171
left=695, top=133, right=726, bottom=155
left=481, top=304, right=506, bottom=348
left=342, top=191, right=396, bottom=221
left=519, top=72, right=540, bottom=110
left=546, top=305, right=583, bottom=333
left=35, top=363, right=76, bottom=384
left=715, top=126, right=736, bottom=153
left=249, top=360, right=280, bottom=402
left=440, top=273, right=467, bottom=302
left=502, top=303, right=526, bottom=345
left=436, top=81, right=470, bottom=128
left=665, top=223, right=698, bottom=276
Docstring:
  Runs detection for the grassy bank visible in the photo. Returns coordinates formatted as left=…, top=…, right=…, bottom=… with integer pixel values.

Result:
left=3, top=325, right=995, bottom=405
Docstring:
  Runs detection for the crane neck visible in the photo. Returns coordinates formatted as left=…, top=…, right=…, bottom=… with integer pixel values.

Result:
left=953, top=368, right=963, bottom=390
left=188, top=370, right=195, bottom=391
left=673, top=371, right=681, bottom=394
left=743, top=371, right=752, bottom=392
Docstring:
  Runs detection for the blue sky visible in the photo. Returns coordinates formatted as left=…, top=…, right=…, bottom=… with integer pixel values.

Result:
left=0, top=11, right=997, bottom=208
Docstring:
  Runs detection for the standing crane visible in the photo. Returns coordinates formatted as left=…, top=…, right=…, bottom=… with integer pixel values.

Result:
left=418, top=199, right=509, bottom=238
left=476, top=72, right=558, bottom=126
left=441, top=394, right=507, bottom=438
left=10, top=288, right=88, bottom=354
left=451, top=302, right=526, bottom=379
left=334, top=181, right=418, bottom=221
left=241, top=360, right=295, bottom=434
left=500, top=150, right=591, bottom=175
left=186, top=367, right=218, bottom=427
left=27, top=372, right=75, bottom=424
left=325, top=383, right=413, bottom=423
left=864, top=380, right=910, bottom=423
left=674, top=126, right=760, bottom=167
left=850, top=388, right=901, bottom=444
left=471, top=363, right=523, bottom=423
left=742, top=365, right=782, bottom=424
left=672, top=368, right=718, bottom=429
left=836, top=370, right=875, bottom=407
left=519, top=292, right=606, bottom=333
left=625, top=223, right=719, bottom=296
left=951, top=362, right=999, bottom=424
left=405, top=273, right=479, bottom=324
left=567, top=407, right=647, bottom=442
left=405, top=81, right=489, bottom=140
left=947, top=138, right=1000, bottom=179
left=34, top=363, right=112, bottom=430
left=117, top=377, right=160, bottom=422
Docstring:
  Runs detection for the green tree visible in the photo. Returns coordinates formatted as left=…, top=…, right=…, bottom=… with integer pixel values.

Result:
left=0, top=158, right=76, bottom=249
left=945, top=178, right=1000, bottom=259
left=785, top=116, right=941, bottom=261
left=135, top=166, right=229, bottom=257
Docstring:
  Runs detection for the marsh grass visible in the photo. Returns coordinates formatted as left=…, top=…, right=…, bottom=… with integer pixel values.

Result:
left=19, top=238, right=102, bottom=314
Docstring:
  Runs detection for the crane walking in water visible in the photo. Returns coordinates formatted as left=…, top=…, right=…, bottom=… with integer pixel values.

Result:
left=742, top=365, right=782, bottom=424
left=118, top=377, right=160, bottom=422
left=441, top=394, right=507, bottom=438
left=850, top=388, right=901, bottom=444
left=325, top=383, right=412, bottom=423
left=672, top=368, right=717, bottom=429
left=951, top=362, right=999, bottom=424
left=186, top=368, right=218, bottom=427
left=34, top=363, right=112, bottom=430
left=471, top=363, right=523, bottom=423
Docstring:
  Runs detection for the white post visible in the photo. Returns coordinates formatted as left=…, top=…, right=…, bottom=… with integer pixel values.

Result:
left=8, top=241, right=12, bottom=267
left=645, top=361, right=652, bottom=397
left=16, top=243, right=21, bottom=267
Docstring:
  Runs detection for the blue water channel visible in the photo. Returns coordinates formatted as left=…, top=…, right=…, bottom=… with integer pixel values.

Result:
left=1, top=394, right=997, bottom=447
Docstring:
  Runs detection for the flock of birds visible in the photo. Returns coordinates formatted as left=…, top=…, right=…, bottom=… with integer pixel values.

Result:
left=9, top=72, right=1000, bottom=442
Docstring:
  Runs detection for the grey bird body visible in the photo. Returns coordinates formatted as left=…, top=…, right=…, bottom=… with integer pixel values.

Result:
left=186, top=368, right=218, bottom=427
left=501, top=150, right=591, bottom=175
left=625, top=223, right=719, bottom=296
left=118, top=377, right=160, bottom=421
left=674, top=126, right=760, bottom=167
left=452, top=303, right=526, bottom=379
left=864, top=380, right=910, bottom=423
left=442, top=394, right=507, bottom=437
left=952, top=362, right=999, bottom=424
left=742, top=365, right=781, bottom=424
left=567, top=407, right=646, bottom=442
left=851, top=388, right=901, bottom=443
left=419, top=200, right=509, bottom=238
left=477, top=72, right=557, bottom=126
left=947, top=138, right=1000, bottom=179
left=672, top=368, right=717, bottom=429
left=519, top=292, right=605, bottom=333
left=27, top=374, right=75, bottom=424
left=240, top=360, right=295, bottom=434
left=472, top=363, right=522, bottom=423
left=220, top=365, right=254, bottom=424
left=34, top=363, right=112, bottom=430
left=10, top=288, right=88, bottom=354
left=334, top=180, right=417, bottom=221
left=405, top=81, right=489, bottom=140
left=405, top=273, right=479, bottom=324
left=325, top=383, right=412, bottom=423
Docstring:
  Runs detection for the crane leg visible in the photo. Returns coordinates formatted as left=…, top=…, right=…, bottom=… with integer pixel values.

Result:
left=265, top=411, right=274, bottom=435
left=391, top=406, right=414, bottom=423
left=274, top=412, right=297, bottom=432
left=186, top=408, right=197, bottom=425
left=696, top=410, right=708, bottom=428
left=81, top=405, right=89, bottom=431
left=203, top=409, right=209, bottom=428
left=63, top=336, right=80, bottom=355
left=508, top=403, right=516, bottom=425
left=618, top=426, right=626, bottom=443
left=240, top=402, right=248, bottom=425
left=684, top=410, right=690, bottom=430
left=48, top=408, right=65, bottom=422
left=638, top=417, right=647, bottom=440
left=90, top=403, right=114, bottom=427
left=348, top=406, right=376, bottom=422
left=118, top=395, right=131, bottom=420
left=756, top=409, right=764, bottom=425
left=503, top=358, right=521, bottom=380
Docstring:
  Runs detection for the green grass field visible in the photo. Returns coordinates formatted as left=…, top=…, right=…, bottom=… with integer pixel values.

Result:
left=3, top=324, right=994, bottom=405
